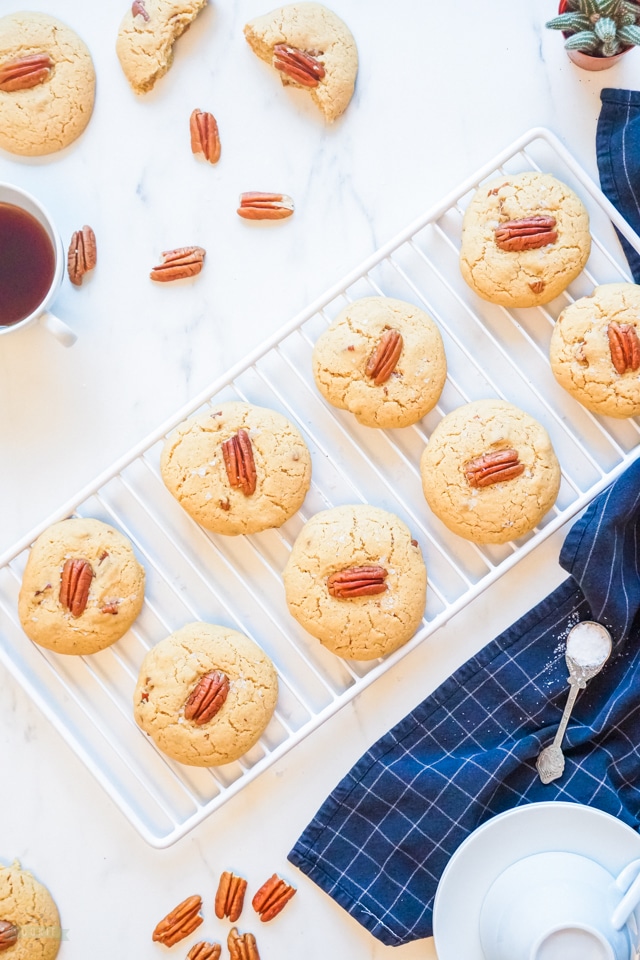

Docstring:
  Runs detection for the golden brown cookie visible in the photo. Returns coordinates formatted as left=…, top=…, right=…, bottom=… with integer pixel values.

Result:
left=0, top=860, right=61, bottom=960
left=312, top=296, right=447, bottom=428
left=549, top=282, right=640, bottom=418
left=459, top=172, right=591, bottom=308
left=420, top=399, right=561, bottom=544
left=0, top=12, right=95, bottom=156
left=283, top=504, right=426, bottom=660
left=133, top=622, right=279, bottom=766
left=18, top=518, right=145, bottom=655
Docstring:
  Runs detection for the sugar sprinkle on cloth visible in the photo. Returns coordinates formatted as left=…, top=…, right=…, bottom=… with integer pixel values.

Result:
left=288, top=458, right=640, bottom=946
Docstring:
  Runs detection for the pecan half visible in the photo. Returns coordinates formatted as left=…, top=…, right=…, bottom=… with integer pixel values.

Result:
left=0, top=921, right=18, bottom=951
left=228, top=928, right=260, bottom=960
left=67, top=225, right=97, bottom=286
left=59, top=558, right=94, bottom=617
left=150, top=246, right=205, bottom=282
left=222, top=429, right=257, bottom=496
left=237, top=193, right=294, bottom=221
left=184, top=670, right=230, bottom=724
left=131, top=0, right=150, bottom=20
left=494, top=215, right=557, bottom=252
left=528, top=280, right=545, bottom=294
left=190, top=108, right=221, bottom=164
left=215, top=871, right=247, bottom=922
left=272, top=44, right=325, bottom=86
left=327, top=565, right=388, bottom=599
left=0, top=53, right=52, bottom=92
left=188, top=942, right=222, bottom=960
left=365, top=328, right=403, bottom=385
left=152, top=895, right=203, bottom=947
left=465, top=449, right=524, bottom=488
left=607, top=321, right=640, bottom=374
left=252, top=874, right=297, bottom=922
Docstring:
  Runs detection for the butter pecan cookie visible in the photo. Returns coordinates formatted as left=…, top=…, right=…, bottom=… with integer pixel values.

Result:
left=244, top=2, right=358, bottom=122
left=283, top=504, right=426, bottom=660
left=420, top=399, right=561, bottom=544
left=0, top=860, right=61, bottom=960
left=18, top=518, right=145, bottom=655
left=312, top=296, right=447, bottom=428
left=133, top=622, right=278, bottom=766
left=116, top=0, right=208, bottom=95
left=459, top=172, right=591, bottom=308
left=549, top=283, right=640, bottom=418
left=160, top=401, right=312, bottom=535
left=0, top=12, right=95, bottom=156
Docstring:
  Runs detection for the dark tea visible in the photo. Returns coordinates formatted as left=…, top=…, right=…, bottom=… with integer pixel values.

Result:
left=0, top=202, right=56, bottom=326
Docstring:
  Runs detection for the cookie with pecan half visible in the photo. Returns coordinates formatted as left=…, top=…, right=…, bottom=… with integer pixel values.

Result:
left=0, top=860, right=61, bottom=960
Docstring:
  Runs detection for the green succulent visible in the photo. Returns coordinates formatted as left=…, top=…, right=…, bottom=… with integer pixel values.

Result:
left=546, top=0, right=640, bottom=57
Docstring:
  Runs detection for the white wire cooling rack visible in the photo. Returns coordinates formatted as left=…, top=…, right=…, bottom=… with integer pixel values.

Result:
left=2, top=127, right=640, bottom=847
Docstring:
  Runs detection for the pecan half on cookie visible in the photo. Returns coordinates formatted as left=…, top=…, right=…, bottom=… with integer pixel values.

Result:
left=184, top=670, right=230, bottom=724
left=608, top=322, right=640, bottom=375
left=222, top=429, right=257, bottom=495
left=494, top=215, right=557, bottom=252
left=59, top=558, right=94, bottom=617
left=464, top=449, right=524, bottom=488
left=327, top=565, right=388, bottom=598
left=0, top=53, right=52, bottom=92
left=365, top=328, right=403, bottom=385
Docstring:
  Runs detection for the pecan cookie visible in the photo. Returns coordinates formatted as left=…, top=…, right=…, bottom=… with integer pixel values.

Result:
left=312, top=296, right=447, bottom=428
left=0, top=12, right=95, bottom=156
left=116, top=0, right=208, bottom=95
left=133, top=622, right=278, bottom=766
left=244, top=2, right=358, bottom=123
left=420, top=399, right=561, bottom=544
left=160, top=401, right=312, bottom=535
left=549, top=283, right=640, bottom=418
left=283, top=505, right=426, bottom=660
left=0, top=860, right=61, bottom=960
left=18, top=518, right=145, bottom=655
left=459, top=172, right=591, bottom=308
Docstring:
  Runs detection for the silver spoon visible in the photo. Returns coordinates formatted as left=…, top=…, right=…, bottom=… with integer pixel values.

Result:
left=536, top=621, right=612, bottom=785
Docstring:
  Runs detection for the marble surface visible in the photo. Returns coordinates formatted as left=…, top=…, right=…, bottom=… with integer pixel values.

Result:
left=0, top=1, right=638, bottom=958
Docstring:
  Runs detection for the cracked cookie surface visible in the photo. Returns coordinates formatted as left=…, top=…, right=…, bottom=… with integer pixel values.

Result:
left=160, top=401, right=312, bottom=535
left=116, top=0, right=207, bottom=95
left=0, top=12, right=95, bottom=156
left=283, top=504, right=426, bottom=660
left=18, top=518, right=145, bottom=655
left=420, top=399, right=561, bottom=544
left=459, top=172, right=590, bottom=308
left=312, top=296, right=447, bottom=428
left=549, top=282, right=640, bottom=418
left=244, top=2, right=357, bottom=123
left=0, top=859, right=61, bottom=960
left=133, top=622, right=278, bottom=766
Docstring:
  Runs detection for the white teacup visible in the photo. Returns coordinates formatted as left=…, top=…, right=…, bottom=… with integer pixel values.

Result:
left=0, top=182, right=76, bottom=346
left=479, top=851, right=640, bottom=960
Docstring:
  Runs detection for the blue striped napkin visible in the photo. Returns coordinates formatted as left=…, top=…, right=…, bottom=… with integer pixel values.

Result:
left=288, top=458, right=640, bottom=946
left=597, top=88, right=640, bottom=282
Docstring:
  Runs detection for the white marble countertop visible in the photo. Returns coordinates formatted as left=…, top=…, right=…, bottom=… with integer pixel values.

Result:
left=0, top=1, right=638, bottom=958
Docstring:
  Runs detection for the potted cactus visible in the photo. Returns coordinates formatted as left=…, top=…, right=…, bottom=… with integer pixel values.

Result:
left=546, top=0, right=640, bottom=70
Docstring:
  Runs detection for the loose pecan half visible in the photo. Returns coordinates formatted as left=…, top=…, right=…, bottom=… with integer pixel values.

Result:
left=327, top=565, right=388, bottom=599
left=67, top=225, right=97, bottom=286
left=237, top=193, right=294, bottom=221
left=0, top=53, right=52, bottom=92
left=365, top=328, right=403, bottom=386
left=465, top=449, right=524, bottom=488
left=227, top=928, right=260, bottom=960
left=252, top=874, right=297, bottom=922
left=0, top=921, right=18, bottom=952
left=607, top=321, right=640, bottom=375
left=272, top=44, right=325, bottom=86
left=190, top=108, right=221, bottom=164
left=59, top=558, right=94, bottom=617
left=184, top=670, right=230, bottom=724
left=150, top=246, right=205, bottom=282
left=222, top=429, right=257, bottom=496
left=131, top=0, right=150, bottom=20
left=152, top=895, right=203, bottom=947
left=188, top=942, right=221, bottom=960
left=215, top=871, right=247, bottom=922
left=494, top=215, right=557, bottom=252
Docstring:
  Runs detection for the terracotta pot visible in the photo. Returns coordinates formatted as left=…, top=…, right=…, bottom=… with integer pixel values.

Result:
left=558, top=0, right=634, bottom=70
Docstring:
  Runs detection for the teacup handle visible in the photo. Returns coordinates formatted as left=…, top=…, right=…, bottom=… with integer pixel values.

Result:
left=612, top=858, right=640, bottom=930
left=39, top=311, right=77, bottom=347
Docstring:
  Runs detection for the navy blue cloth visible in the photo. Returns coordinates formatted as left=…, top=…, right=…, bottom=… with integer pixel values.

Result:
left=288, top=458, right=640, bottom=947
left=597, top=88, right=640, bottom=282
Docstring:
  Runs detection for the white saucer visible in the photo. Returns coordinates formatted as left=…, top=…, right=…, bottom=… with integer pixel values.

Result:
left=432, top=802, right=640, bottom=960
